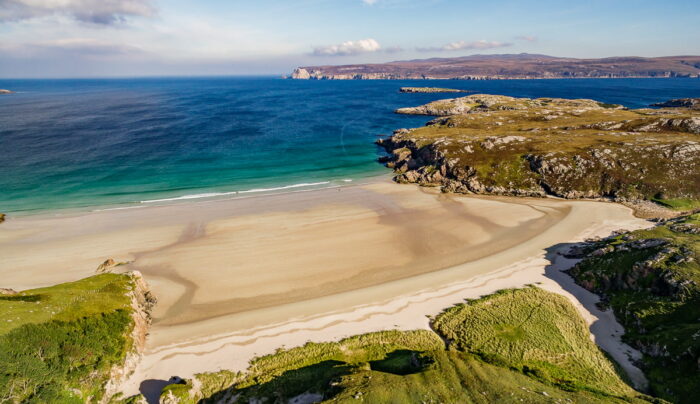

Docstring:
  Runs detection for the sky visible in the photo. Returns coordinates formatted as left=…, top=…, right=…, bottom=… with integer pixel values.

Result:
left=0, top=0, right=699, bottom=78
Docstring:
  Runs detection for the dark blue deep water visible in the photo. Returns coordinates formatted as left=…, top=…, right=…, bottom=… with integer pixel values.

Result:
left=1, top=77, right=699, bottom=214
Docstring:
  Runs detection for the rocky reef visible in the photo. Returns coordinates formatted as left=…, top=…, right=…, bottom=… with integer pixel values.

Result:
left=651, top=98, right=700, bottom=110
left=399, top=87, right=471, bottom=93
left=567, top=213, right=700, bottom=403
left=377, top=94, right=700, bottom=204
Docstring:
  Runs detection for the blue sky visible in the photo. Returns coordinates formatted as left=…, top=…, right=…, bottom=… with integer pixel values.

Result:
left=0, top=0, right=699, bottom=77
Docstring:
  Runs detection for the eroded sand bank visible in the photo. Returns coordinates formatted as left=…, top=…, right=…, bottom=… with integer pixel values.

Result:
left=0, top=180, right=651, bottom=395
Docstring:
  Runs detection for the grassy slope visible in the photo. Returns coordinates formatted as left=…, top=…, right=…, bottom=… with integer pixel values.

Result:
left=160, top=287, right=657, bottom=404
left=0, top=274, right=137, bottom=403
left=569, top=214, right=700, bottom=403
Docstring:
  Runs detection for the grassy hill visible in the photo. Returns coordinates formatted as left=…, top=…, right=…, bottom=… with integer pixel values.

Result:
left=148, top=287, right=659, bottom=404
left=569, top=213, right=700, bottom=403
left=0, top=273, right=153, bottom=403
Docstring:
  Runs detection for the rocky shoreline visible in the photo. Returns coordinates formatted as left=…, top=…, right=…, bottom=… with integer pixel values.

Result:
left=377, top=94, right=700, bottom=211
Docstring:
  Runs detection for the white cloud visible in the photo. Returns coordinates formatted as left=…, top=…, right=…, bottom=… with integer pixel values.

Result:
left=312, top=38, right=381, bottom=56
left=362, top=0, right=379, bottom=4
left=0, top=0, right=156, bottom=25
left=417, top=40, right=512, bottom=52
left=516, top=35, right=538, bottom=42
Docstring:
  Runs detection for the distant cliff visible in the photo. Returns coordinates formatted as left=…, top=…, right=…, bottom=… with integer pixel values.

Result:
left=291, top=53, right=700, bottom=80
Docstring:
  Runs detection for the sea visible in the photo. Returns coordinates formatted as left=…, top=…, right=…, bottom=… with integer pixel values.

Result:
left=1, top=77, right=699, bottom=215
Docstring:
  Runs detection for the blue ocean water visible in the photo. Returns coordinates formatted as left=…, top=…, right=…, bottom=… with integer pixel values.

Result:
left=1, top=77, right=699, bottom=215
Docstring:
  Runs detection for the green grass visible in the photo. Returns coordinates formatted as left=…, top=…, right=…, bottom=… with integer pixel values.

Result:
left=432, top=287, right=638, bottom=397
left=163, top=288, right=657, bottom=404
left=651, top=197, right=700, bottom=211
left=569, top=214, right=700, bottom=403
left=0, top=274, right=138, bottom=403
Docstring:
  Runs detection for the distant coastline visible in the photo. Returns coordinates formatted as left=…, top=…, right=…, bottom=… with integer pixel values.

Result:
left=290, top=53, right=700, bottom=80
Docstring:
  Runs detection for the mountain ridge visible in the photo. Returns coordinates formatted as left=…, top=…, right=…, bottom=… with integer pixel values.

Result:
left=290, top=53, right=700, bottom=80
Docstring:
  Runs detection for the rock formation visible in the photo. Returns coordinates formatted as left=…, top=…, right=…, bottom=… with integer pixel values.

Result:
left=378, top=94, right=700, bottom=203
left=651, top=98, right=700, bottom=109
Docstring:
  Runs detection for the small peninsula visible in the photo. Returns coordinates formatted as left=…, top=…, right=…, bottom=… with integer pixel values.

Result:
left=399, top=87, right=472, bottom=93
left=651, top=98, right=700, bottom=109
left=378, top=94, right=700, bottom=207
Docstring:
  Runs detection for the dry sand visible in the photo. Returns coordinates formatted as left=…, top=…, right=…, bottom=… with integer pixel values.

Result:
left=0, top=180, right=652, bottom=396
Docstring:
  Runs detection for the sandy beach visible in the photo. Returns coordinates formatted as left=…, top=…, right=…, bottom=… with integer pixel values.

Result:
left=0, top=179, right=652, bottom=397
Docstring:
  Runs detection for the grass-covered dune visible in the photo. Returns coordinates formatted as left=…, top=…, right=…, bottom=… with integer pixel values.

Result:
left=146, top=287, right=658, bottom=404
left=378, top=94, right=700, bottom=207
left=568, top=213, right=700, bottom=403
left=0, top=272, right=155, bottom=403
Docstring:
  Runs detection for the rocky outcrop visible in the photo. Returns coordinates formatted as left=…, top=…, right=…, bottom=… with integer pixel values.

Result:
left=0, top=288, right=18, bottom=295
left=399, top=87, right=472, bottom=93
left=0, top=213, right=5, bottom=223
left=96, top=258, right=116, bottom=273
left=102, top=271, right=157, bottom=403
left=378, top=94, right=700, bottom=202
left=0, top=89, right=13, bottom=94
left=651, top=98, right=700, bottom=110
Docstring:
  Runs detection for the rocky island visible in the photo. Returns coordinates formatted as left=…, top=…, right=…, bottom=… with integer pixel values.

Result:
left=377, top=94, right=700, bottom=207
left=0, top=89, right=14, bottom=94
left=291, top=53, right=700, bottom=80
left=399, top=87, right=472, bottom=93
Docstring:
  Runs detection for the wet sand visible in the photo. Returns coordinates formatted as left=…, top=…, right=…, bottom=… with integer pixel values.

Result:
left=0, top=179, right=651, bottom=395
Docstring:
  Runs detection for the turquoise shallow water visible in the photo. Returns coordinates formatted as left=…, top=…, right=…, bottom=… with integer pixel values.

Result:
left=1, top=77, right=699, bottom=215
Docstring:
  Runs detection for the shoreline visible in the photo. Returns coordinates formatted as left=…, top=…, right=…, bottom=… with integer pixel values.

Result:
left=0, top=179, right=653, bottom=397
left=119, top=197, right=651, bottom=395
left=1, top=174, right=387, bottom=220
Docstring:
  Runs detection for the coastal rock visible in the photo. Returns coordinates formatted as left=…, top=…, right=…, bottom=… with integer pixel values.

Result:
left=291, top=68, right=311, bottom=79
left=399, top=87, right=472, bottom=93
left=651, top=98, right=700, bottom=110
left=0, top=213, right=5, bottom=223
left=96, top=258, right=117, bottom=273
left=0, top=288, right=18, bottom=295
left=379, top=94, right=700, bottom=203
left=0, top=89, right=13, bottom=94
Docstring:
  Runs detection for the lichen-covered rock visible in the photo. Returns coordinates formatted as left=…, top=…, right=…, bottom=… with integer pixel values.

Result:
left=378, top=94, right=700, bottom=203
